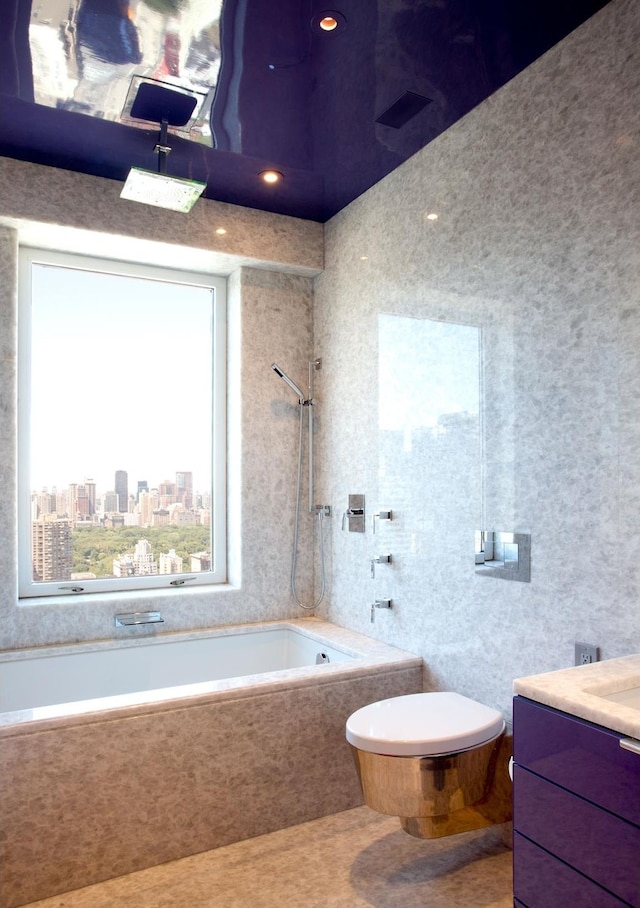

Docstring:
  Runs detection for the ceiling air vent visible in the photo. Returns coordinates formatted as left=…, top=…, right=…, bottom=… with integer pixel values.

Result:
left=375, top=91, right=432, bottom=129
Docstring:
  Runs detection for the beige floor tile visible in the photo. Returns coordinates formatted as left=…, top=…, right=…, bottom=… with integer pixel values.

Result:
left=24, top=807, right=513, bottom=907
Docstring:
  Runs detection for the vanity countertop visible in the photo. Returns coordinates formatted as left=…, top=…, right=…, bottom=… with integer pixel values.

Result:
left=513, top=653, right=640, bottom=739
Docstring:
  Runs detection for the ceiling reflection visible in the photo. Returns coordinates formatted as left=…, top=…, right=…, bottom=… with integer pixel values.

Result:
left=29, top=0, right=221, bottom=143
left=1, top=0, right=612, bottom=221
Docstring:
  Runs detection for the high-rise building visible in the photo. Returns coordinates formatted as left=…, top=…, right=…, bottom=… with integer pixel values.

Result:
left=33, top=487, right=56, bottom=516
left=112, top=555, right=135, bottom=577
left=133, top=539, right=158, bottom=575
left=32, top=514, right=73, bottom=581
left=159, top=549, right=183, bottom=574
left=85, top=479, right=96, bottom=516
left=102, top=490, right=119, bottom=513
left=115, top=470, right=128, bottom=513
left=137, top=480, right=148, bottom=502
left=113, top=539, right=158, bottom=577
left=67, top=483, right=78, bottom=526
left=76, top=484, right=90, bottom=518
left=151, top=508, right=171, bottom=527
left=176, top=471, right=193, bottom=509
left=139, top=489, right=159, bottom=526
left=55, top=488, right=67, bottom=515
left=190, top=552, right=211, bottom=572
left=170, top=506, right=196, bottom=525
left=158, top=480, right=177, bottom=509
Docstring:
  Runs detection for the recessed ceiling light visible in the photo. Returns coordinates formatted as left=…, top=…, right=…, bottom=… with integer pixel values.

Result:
left=312, top=11, right=347, bottom=34
left=260, top=170, right=283, bottom=184
left=215, top=227, right=227, bottom=235
left=426, top=212, right=439, bottom=221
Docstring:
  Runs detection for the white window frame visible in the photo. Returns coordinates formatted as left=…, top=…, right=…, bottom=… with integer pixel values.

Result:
left=18, top=248, right=227, bottom=598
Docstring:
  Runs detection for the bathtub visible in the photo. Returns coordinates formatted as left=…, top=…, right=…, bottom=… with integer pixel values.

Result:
left=0, top=618, right=422, bottom=908
left=0, top=621, right=355, bottom=717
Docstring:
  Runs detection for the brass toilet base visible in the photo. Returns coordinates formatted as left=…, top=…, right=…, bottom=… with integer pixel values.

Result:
left=350, top=732, right=512, bottom=839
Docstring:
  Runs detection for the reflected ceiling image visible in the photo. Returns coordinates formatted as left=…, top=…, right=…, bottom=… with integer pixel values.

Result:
left=1, top=0, right=610, bottom=221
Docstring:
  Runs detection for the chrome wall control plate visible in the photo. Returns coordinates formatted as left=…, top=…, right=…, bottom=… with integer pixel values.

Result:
left=344, top=494, right=365, bottom=533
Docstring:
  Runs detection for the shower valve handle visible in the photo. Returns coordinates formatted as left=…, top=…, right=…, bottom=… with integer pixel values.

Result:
left=370, top=599, right=393, bottom=623
left=372, top=510, right=393, bottom=533
left=370, top=554, right=392, bottom=578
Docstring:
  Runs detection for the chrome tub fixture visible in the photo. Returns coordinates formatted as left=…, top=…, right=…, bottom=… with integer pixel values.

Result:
left=114, top=611, right=164, bottom=627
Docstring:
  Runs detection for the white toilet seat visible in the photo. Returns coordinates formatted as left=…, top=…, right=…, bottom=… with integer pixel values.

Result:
left=346, top=692, right=505, bottom=757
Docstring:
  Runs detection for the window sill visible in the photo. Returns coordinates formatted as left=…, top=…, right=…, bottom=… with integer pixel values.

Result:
left=18, top=581, right=239, bottom=610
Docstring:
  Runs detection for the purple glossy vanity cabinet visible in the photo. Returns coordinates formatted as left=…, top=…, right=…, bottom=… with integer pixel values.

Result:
left=512, top=696, right=640, bottom=907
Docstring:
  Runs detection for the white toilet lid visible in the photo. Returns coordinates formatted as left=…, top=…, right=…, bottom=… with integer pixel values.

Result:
left=345, top=692, right=505, bottom=757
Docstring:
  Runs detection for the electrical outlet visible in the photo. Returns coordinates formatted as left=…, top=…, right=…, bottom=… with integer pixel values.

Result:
left=575, top=642, right=599, bottom=666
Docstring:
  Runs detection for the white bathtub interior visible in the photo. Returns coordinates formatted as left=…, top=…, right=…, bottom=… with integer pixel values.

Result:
left=0, top=623, right=355, bottom=714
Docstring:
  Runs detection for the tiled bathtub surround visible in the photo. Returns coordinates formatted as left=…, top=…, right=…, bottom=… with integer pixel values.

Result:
left=0, top=620, right=422, bottom=907
left=314, top=0, right=640, bottom=716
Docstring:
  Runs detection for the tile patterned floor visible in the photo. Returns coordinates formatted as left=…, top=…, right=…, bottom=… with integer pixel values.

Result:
left=25, top=807, right=513, bottom=907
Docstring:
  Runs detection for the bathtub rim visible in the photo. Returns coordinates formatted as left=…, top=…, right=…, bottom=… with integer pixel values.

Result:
left=0, top=618, right=422, bottom=738
left=0, top=616, right=367, bottom=663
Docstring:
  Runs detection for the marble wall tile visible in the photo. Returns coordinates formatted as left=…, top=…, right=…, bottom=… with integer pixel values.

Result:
left=314, top=0, right=640, bottom=718
left=0, top=158, right=323, bottom=277
left=0, top=230, right=18, bottom=602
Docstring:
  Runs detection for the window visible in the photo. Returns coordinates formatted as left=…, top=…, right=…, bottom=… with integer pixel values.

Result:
left=18, top=249, right=226, bottom=598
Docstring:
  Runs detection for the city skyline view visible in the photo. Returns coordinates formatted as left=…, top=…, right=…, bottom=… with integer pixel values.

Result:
left=32, top=467, right=208, bottom=504
left=29, top=466, right=212, bottom=584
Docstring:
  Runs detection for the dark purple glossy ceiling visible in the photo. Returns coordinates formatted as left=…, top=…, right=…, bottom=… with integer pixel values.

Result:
left=0, top=0, right=610, bottom=222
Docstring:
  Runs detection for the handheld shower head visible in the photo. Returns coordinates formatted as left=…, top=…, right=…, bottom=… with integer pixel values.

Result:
left=271, top=363, right=305, bottom=400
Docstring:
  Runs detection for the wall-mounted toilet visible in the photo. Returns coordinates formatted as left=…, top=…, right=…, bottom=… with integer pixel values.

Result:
left=346, top=691, right=512, bottom=839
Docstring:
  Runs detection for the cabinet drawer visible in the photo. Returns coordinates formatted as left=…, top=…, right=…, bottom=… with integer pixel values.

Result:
left=514, top=832, right=629, bottom=907
left=513, top=697, right=640, bottom=826
left=514, top=765, right=640, bottom=906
